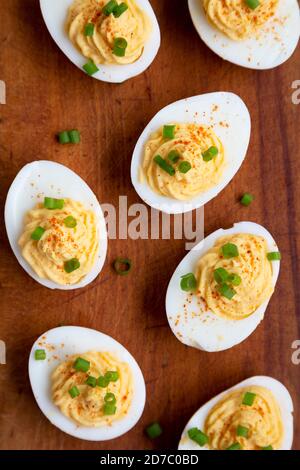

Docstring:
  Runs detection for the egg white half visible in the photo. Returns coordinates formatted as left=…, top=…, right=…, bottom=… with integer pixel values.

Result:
left=4, top=160, right=107, bottom=290
left=39, top=0, right=161, bottom=83
left=166, top=221, right=280, bottom=352
left=28, top=326, right=146, bottom=441
left=131, top=92, right=250, bottom=215
left=188, top=0, right=300, bottom=70
left=178, top=376, right=294, bottom=450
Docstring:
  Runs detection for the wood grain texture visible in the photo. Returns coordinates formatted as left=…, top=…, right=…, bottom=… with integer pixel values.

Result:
left=0, top=0, right=300, bottom=450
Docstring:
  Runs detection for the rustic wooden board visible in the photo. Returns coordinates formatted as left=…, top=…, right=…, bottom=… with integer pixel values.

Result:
left=0, top=0, right=300, bottom=450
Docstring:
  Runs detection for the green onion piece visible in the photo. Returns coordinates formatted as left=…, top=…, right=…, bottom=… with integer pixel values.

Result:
left=105, top=371, right=119, bottom=382
left=242, top=392, right=256, bottom=406
left=179, top=161, right=192, bottom=174
left=188, top=428, right=209, bottom=447
left=113, top=257, right=132, bottom=276
left=64, top=216, right=77, bottom=228
left=245, top=0, right=260, bottom=10
left=218, top=283, right=236, bottom=300
left=163, top=125, right=176, bottom=139
left=44, top=197, right=65, bottom=210
left=226, top=442, right=242, bottom=450
left=69, top=386, right=80, bottom=398
left=85, top=376, right=97, bottom=388
left=153, top=155, right=175, bottom=176
left=104, top=392, right=116, bottom=405
left=97, top=375, right=110, bottom=388
left=84, top=23, right=95, bottom=36
left=167, top=149, right=180, bottom=163
left=64, top=258, right=80, bottom=273
left=146, top=422, right=163, bottom=439
left=267, top=252, right=281, bottom=261
left=240, top=193, right=254, bottom=206
left=202, top=146, right=218, bottom=162
left=102, top=0, right=118, bottom=16
left=221, top=243, right=239, bottom=259
left=237, top=425, right=249, bottom=438
left=73, top=357, right=90, bottom=373
left=261, top=445, right=273, bottom=450
left=58, top=131, right=70, bottom=144
left=113, top=2, right=128, bottom=17
left=83, top=59, right=99, bottom=76
left=31, top=226, right=45, bottom=241
left=214, top=267, right=229, bottom=284
left=228, top=273, right=242, bottom=286
left=68, top=129, right=81, bottom=144
left=35, top=349, right=46, bottom=360
left=113, top=37, right=128, bottom=57
left=180, top=273, right=197, bottom=292
left=103, top=403, right=117, bottom=415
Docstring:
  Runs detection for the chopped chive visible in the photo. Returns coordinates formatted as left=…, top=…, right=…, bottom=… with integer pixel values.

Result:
left=103, top=403, right=117, bottom=415
left=226, top=442, right=242, bottom=450
left=146, top=422, right=163, bottom=439
left=113, top=257, right=132, bottom=276
left=267, top=252, right=281, bottom=261
left=97, top=375, right=110, bottom=388
left=218, top=283, right=236, bottom=300
left=242, top=392, right=256, bottom=406
left=113, top=37, right=128, bottom=57
left=102, top=0, right=118, bottom=16
left=31, top=226, right=45, bottom=241
left=180, top=273, right=197, bottom=292
left=221, top=243, right=239, bottom=259
left=179, top=161, right=192, bottom=174
left=261, top=445, right=273, bottom=450
left=35, top=349, right=46, bottom=360
left=245, top=0, right=260, bottom=10
left=163, top=125, right=176, bottom=139
left=153, top=155, right=175, bottom=176
left=228, top=273, right=242, bottom=286
left=104, top=393, right=116, bottom=405
left=44, top=197, right=65, bottom=210
left=85, top=376, right=97, bottom=388
left=84, top=23, right=95, bottom=36
left=167, top=149, right=180, bottom=163
left=240, top=193, right=254, bottom=206
left=113, top=2, right=128, bottom=17
left=58, top=131, right=70, bottom=144
left=237, top=425, right=249, bottom=438
left=73, top=357, right=90, bottom=373
left=83, top=59, right=99, bottom=76
left=69, top=386, right=80, bottom=398
left=202, top=146, right=218, bottom=162
left=214, top=267, right=229, bottom=284
left=188, top=428, right=209, bottom=447
left=105, top=371, right=119, bottom=382
left=68, top=129, right=81, bottom=144
left=64, top=258, right=80, bottom=273
left=64, top=216, right=77, bottom=228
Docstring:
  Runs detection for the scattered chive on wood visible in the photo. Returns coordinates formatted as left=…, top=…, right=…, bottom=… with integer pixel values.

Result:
left=113, top=257, right=132, bottom=275
left=145, top=422, right=163, bottom=439
left=240, top=193, right=254, bottom=206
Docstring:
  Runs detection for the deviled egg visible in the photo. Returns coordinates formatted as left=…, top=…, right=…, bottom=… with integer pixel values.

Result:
left=5, top=160, right=107, bottom=290
left=29, top=326, right=146, bottom=441
left=166, top=222, right=280, bottom=351
left=188, top=0, right=300, bottom=69
left=131, top=92, right=250, bottom=214
left=40, top=0, right=161, bottom=83
left=179, top=376, right=294, bottom=450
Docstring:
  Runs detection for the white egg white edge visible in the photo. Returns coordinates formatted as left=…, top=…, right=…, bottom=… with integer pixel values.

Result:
left=131, top=92, right=251, bottom=215
left=166, top=221, right=280, bottom=352
left=188, top=0, right=300, bottom=70
left=178, top=376, right=294, bottom=450
left=28, top=326, right=146, bottom=441
left=40, top=0, right=161, bottom=83
left=4, top=160, right=108, bottom=291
